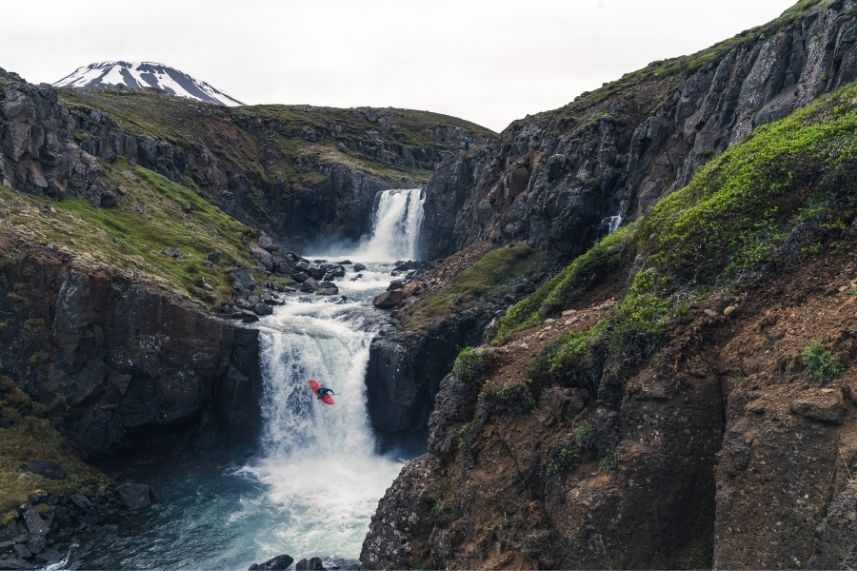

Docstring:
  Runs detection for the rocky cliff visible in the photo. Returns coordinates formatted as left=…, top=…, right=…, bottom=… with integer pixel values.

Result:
left=362, top=9, right=857, bottom=569
left=0, top=238, right=262, bottom=459
left=421, top=0, right=857, bottom=262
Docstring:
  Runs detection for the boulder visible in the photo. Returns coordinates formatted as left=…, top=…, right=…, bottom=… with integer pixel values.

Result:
left=118, top=483, right=156, bottom=510
left=353, top=263, right=367, bottom=272
left=231, top=268, right=257, bottom=292
left=249, top=245, right=274, bottom=271
left=316, top=283, right=339, bottom=296
left=301, top=278, right=320, bottom=293
left=307, top=265, right=326, bottom=280
left=387, top=280, right=404, bottom=291
left=160, top=247, right=182, bottom=258
left=207, top=251, right=221, bottom=264
left=24, top=459, right=66, bottom=480
left=373, top=289, right=407, bottom=309
left=249, top=554, right=294, bottom=570
left=21, top=507, right=48, bottom=536
left=295, top=557, right=325, bottom=570
left=253, top=302, right=273, bottom=316
left=291, top=271, right=310, bottom=283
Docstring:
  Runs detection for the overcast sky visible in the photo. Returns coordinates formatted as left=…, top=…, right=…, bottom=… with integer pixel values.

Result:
left=2, top=0, right=796, bottom=131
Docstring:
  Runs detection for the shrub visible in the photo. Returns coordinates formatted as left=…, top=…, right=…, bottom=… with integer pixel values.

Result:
left=599, top=448, right=619, bottom=472
left=480, top=382, right=536, bottom=416
left=801, top=340, right=844, bottom=384
left=542, top=446, right=581, bottom=478
left=452, top=347, right=492, bottom=383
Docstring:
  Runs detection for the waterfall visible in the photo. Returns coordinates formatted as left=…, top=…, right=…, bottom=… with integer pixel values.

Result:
left=348, top=188, right=425, bottom=262
left=241, top=188, right=426, bottom=562
left=605, top=214, right=622, bottom=233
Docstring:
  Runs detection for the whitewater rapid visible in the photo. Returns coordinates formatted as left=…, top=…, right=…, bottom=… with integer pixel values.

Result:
left=242, top=188, right=425, bottom=561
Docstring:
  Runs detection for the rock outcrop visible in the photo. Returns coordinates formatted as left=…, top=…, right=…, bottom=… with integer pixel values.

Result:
left=421, top=0, right=857, bottom=262
left=0, top=241, right=262, bottom=459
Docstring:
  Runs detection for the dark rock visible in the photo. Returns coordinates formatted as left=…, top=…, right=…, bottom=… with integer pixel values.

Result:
left=387, top=280, right=404, bottom=291
left=25, top=534, right=45, bottom=555
left=353, top=263, right=367, bottom=272
left=316, top=283, right=339, bottom=296
left=118, top=483, right=155, bottom=510
left=372, top=290, right=406, bottom=309
left=291, top=271, right=310, bottom=283
left=24, top=459, right=66, bottom=480
left=248, top=554, right=294, bottom=570
left=301, top=278, right=320, bottom=293
left=68, top=493, right=93, bottom=510
left=307, top=265, right=326, bottom=280
left=296, top=557, right=325, bottom=570
left=0, top=409, right=13, bottom=428
left=790, top=393, right=845, bottom=425
left=231, top=267, right=257, bottom=292
left=207, top=251, right=221, bottom=264
left=160, top=247, right=182, bottom=258
left=98, top=191, right=117, bottom=208
left=0, top=557, right=35, bottom=569
left=253, top=302, right=273, bottom=316
left=21, top=507, right=48, bottom=536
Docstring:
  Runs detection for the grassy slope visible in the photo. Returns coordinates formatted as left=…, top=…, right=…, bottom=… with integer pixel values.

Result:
left=401, top=243, right=544, bottom=333
left=494, top=79, right=857, bottom=385
left=0, top=160, right=267, bottom=306
left=62, top=89, right=495, bottom=185
left=0, top=376, right=109, bottom=513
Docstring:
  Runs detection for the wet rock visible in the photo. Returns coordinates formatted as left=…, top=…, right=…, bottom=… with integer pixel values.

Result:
left=301, top=277, right=320, bottom=293
left=24, top=459, right=66, bottom=480
left=387, top=280, right=404, bottom=291
left=316, top=283, right=339, bottom=296
left=372, top=289, right=406, bottom=309
left=307, top=265, right=326, bottom=280
left=118, top=483, right=156, bottom=510
left=291, top=271, right=310, bottom=283
left=0, top=559, right=36, bottom=570
left=353, top=263, right=367, bottom=272
left=296, top=557, right=325, bottom=570
left=249, top=554, right=294, bottom=570
left=253, top=302, right=273, bottom=316
left=68, top=493, right=93, bottom=510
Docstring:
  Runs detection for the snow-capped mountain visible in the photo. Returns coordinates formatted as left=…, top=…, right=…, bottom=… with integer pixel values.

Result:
left=54, top=61, right=243, bottom=106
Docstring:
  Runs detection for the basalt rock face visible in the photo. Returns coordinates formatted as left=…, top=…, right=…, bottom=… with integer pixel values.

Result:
left=0, top=242, right=262, bottom=459
left=0, top=77, right=105, bottom=202
left=366, top=312, right=485, bottom=453
left=421, top=0, right=857, bottom=262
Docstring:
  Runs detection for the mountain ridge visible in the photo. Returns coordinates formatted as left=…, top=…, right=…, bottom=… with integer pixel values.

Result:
left=54, top=60, right=244, bottom=106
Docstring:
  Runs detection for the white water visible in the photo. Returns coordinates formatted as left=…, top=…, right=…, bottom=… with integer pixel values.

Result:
left=605, top=214, right=622, bottom=233
left=74, top=189, right=425, bottom=569
left=241, top=188, right=426, bottom=560
left=341, top=188, right=425, bottom=263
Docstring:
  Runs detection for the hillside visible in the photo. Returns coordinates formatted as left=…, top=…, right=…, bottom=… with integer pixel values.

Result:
left=363, top=75, right=857, bottom=570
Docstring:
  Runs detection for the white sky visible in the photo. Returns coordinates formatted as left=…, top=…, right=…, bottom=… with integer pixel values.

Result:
left=1, top=0, right=796, bottom=131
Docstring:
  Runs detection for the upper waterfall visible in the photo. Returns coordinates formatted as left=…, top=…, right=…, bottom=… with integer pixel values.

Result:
left=348, top=188, right=425, bottom=263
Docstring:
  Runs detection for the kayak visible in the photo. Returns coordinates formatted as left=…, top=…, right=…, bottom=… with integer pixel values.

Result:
left=308, top=379, right=335, bottom=405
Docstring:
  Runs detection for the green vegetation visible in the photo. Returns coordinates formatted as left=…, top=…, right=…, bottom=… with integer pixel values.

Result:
left=479, top=382, right=536, bottom=416
left=599, top=448, right=619, bottom=472
left=493, top=225, right=635, bottom=341
left=542, top=446, right=581, bottom=478
left=452, top=347, right=493, bottom=383
left=801, top=340, right=845, bottom=384
left=0, top=376, right=108, bottom=512
left=507, top=79, right=857, bottom=393
left=59, top=89, right=494, bottom=188
left=402, top=243, right=543, bottom=332
left=0, top=161, right=261, bottom=305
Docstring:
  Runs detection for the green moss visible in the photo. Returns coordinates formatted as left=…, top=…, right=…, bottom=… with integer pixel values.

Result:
left=451, top=347, right=492, bottom=383
left=542, top=446, right=581, bottom=478
left=0, top=376, right=109, bottom=511
left=479, top=382, right=536, bottom=416
left=599, top=448, right=619, bottom=472
left=493, top=223, right=635, bottom=342
left=801, top=340, right=844, bottom=384
left=402, top=243, right=543, bottom=332
left=514, top=80, right=857, bottom=392
left=0, top=160, right=261, bottom=306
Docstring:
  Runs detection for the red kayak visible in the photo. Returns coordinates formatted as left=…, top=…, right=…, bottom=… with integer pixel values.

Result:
left=308, top=379, right=335, bottom=405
